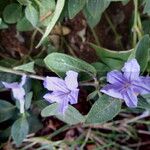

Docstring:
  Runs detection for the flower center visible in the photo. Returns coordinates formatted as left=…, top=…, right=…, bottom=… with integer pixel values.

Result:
left=124, top=82, right=131, bottom=89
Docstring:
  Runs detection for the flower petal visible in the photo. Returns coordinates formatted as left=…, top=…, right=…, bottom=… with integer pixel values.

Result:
left=43, top=92, right=69, bottom=114
left=43, top=91, right=68, bottom=103
left=132, top=76, right=150, bottom=95
left=65, top=71, right=78, bottom=90
left=107, top=70, right=124, bottom=84
left=20, top=75, right=27, bottom=86
left=100, top=84, right=123, bottom=99
left=2, top=82, right=19, bottom=89
left=68, top=89, right=79, bottom=104
left=43, top=77, right=68, bottom=92
left=122, top=59, right=140, bottom=81
left=12, top=87, right=25, bottom=101
left=57, top=99, right=69, bottom=114
left=122, top=87, right=138, bottom=107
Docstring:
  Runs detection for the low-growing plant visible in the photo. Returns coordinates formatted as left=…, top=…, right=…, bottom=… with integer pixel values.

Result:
left=0, top=0, right=150, bottom=149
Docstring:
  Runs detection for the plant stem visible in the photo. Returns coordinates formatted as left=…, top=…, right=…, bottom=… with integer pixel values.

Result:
left=0, top=66, right=45, bottom=80
left=90, top=27, right=101, bottom=46
left=132, top=0, right=143, bottom=47
left=105, top=13, right=124, bottom=50
left=33, top=0, right=42, bottom=7
left=80, top=128, right=91, bottom=150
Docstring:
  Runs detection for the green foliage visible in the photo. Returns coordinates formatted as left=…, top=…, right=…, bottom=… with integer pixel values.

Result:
left=0, top=0, right=150, bottom=148
left=37, top=0, right=65, bottom=47
left=16, top=17, right=33, bottom=31
left=135, top=35, right=150, bottom=72
left=68, top=0, right=86, bottom=19
left=25, top=4, right=39, bottom=27
left=0, top=18, right=8, bottom=29
left=0, top=100, right=16, bottom=123
left=41, top=103, right=85, bottom=125
left=44, top=52, right=96, bottom=78
left=39, top=0, right=56, bottom=26
left=84, top=0, right=110, bottom=27
left=92, top=44, right=134, bottom=70
left=138, top=96, right=150, bottom=110
left=14, top=62, right=35, bottom=73
left=25, top=92, right=33, bottom=110
left=3, top=3, right=22, bottom=24
left=11, top=116, right=29, bottom=145
left=86, top=95, right=122, bottom=124
left=143, top=0, right=150, bottom=16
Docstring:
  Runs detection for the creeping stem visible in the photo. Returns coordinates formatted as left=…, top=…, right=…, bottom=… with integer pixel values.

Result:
left=132, top=0, right=143, bottom=47
left=0, top=66, right=45, bottom=80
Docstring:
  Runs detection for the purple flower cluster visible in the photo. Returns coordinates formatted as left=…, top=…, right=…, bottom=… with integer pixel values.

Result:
left=2, top=59, right=150, bottom=114
left=101, top=59, right=150, bottom=107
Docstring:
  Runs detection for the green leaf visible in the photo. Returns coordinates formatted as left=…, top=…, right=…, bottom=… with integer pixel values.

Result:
left=0, top=58, right=19, bottom=67
left=138, top=96, right=150, bottom=110
left=11, top=116, right=29, bottom=145
left=34, top=100, right=48, bottom=110
left=143, top=0, right=150, bottom=16
left=16, top=17, right=33, bottom=31
left=39, top=0, right=56, bottom=26
left=0, top=100, right=16, bottom=123
left=41, top=103, right=85, bottom=125
left=83, top=7, right=101, bottom=28
left=27, top=113, right=43, bottom=133
left=92, top=44, right=133, bottom=61
left=92, top=44, right=134, bottom=69
left=0, top=18, right=8, bottom=29
left=87, top=90, right=99, bottom=101
left=0, top=127, right=11, bottom=140
left=14, top=62, right=35, bottom=73
left=44, top=52, right=96, bottom=78
left=68, top=0, right=86, bottom=19
left=0, top=72, right=18, bottom=83
left=36, top=0, right=65, bottom=47
left=86, top=0, right=110, bottom=18
left=92, top=62, right=110, bottom=77
left=3, top=3, right=22, bottom=24
left=17, top=0, right=29, bottom=6
left=25, top=92, right=33, bottom=110
left=86, top=95, right=122, bottom=124
left=135, top=35, right=150, bottom=72
left=25, top=4, right=39, bottom=27
left=84, top=0, right=110, bottom=27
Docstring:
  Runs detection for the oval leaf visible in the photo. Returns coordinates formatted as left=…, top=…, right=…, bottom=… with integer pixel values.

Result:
left=44, top=52, right=96, bottom=78
left=25, top=4, right=39, bottom=27
left=135, top=35, right=150, bottom=72
left=86, top=95, right=122, bottom=124
left=68, top=0, right=86, bottom=19
left=0, top=100, right=16, bottom=123
left=3, top=3, right=22, bottom=24
left=41, top=103, right=85, bottom=125
left=39, top=0, right=56, bottom=26
left=37, top=0, right=65, bottom=47
left=11, top=116, right=29, bottom=145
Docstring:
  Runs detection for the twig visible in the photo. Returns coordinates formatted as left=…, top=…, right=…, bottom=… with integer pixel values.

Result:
left=124, top=110, right=150, bottom=124
left=0, top=66, right=45, bottom=80
left=80, top=128, right=91, bottom=149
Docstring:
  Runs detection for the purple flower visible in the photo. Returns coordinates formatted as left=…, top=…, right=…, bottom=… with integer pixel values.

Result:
left=43, top=71, right=79, bottom=114
left=2, top=75, right=27, bottom=113
left=100, top=59, right=150, bottom=108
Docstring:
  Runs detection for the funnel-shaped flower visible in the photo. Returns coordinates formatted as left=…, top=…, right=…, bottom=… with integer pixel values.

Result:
left=2, top=75, right=27, bottom=113
left=43, top=71, right=79, bottom=114
left=100, top=59, right=150, bottom=107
